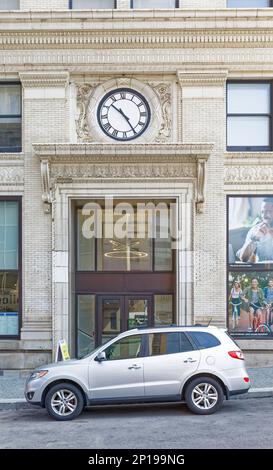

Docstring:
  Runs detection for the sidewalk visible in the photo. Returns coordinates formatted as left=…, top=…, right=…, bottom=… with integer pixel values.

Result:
left=0, top=366, right=273, bottom=410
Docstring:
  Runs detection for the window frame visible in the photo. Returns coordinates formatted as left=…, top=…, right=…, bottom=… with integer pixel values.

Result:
left=0, top=82, right=22, bottom=153
left=69, top=0, right=117, bottom=8
left=227, top=0, right=273, bottom=7
left=130, top=0, right=179, bottom=7
left=0, top=196, right=22, bottom=340
left=226, top=80, right=273, bottom=152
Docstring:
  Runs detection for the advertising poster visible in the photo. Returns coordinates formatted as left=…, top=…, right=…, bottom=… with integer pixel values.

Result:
left=228, top=196, right=273, bottom=337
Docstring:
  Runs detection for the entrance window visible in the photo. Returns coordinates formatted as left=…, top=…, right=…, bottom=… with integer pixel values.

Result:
left=104, top=334, right=142, bottom=361
left=77, top=295, right=96, bottom=358
left=154, top=295, right=173, bottom=325
left=77, top=200, right=173, bottom=272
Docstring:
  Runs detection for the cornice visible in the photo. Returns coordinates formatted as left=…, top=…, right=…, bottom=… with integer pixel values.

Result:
left=33, top=143, right=213, bottom=163
left=177, top=70, right=228, bottom=86
left=19, top=71, right=69, bottom=87
left=2, top=30, right=273, bottom=49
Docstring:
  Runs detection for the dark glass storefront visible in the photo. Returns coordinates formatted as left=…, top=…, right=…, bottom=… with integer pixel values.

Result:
left=75, top=199, right=176, bottom=358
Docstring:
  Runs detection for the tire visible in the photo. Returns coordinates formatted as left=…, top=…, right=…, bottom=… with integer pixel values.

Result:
left=184, top=376, right=224, bottom=415
left=45, top=382, right=84, bottom=421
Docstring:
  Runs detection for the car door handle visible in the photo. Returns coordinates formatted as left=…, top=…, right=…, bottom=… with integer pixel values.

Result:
left=183, top=358, right=197, bottom=363
left=128, top=364, right=141, bottom=370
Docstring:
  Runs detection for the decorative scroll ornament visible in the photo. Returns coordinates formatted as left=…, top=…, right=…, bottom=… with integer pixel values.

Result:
left=41, top=159, right=52, bottom=213
left=75, top=83, right=98, bottom=142
left=150, top=83, right=171, bottom=142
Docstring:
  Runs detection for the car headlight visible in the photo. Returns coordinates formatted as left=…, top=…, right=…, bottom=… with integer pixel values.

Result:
left=29, top=370, right=49, bottom=381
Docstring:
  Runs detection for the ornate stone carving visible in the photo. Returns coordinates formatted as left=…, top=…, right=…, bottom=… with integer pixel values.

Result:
left=150, top=83, right=171, bottom=142
left=225, top=166, right=273, bottom=184
left=196, top=159, right=206, bottom=214
left=41, top=159, right=52, bottom=213
left=75, top=83, right=98, bottom=143
left=0, top=167, right=23, bottom=184
left=51, top=163, right=196, bottom=181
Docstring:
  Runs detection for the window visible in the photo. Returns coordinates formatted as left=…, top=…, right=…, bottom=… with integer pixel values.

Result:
left=148, top=332, right=193, bottom=356
left=0, top=199, right=20, bottom=338
left=70, top=0, right=116, bottom=8
left=227, top=0, right=271, bottom=7
left=104, top=335, right=142, bottom=360
left=188, top=332, right=221, bottom=349
left=0, top=0, right=19, bottom=9
left=0, top=83, right=21, bottom=153
left=131, top=0, right=178, bottom=7
left=227, top=82, right=271, bottom=151
left=77, top=200, right=174, bottom=272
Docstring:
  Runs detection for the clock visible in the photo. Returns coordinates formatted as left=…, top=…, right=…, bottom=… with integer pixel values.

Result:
left=97, top=88, right=151, bottom=141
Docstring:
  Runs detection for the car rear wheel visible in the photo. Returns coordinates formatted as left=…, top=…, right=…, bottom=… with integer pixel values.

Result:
left=184, top=377, right=224, bottom=415
left=45, top=382, right=84, bottom=421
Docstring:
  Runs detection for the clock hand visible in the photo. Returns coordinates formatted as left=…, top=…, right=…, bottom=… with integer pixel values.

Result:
left=111, top=104, right=137, bottom=134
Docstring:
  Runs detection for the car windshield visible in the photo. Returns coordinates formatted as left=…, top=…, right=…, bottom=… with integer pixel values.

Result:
left=81, top=337, right=115, bottom=359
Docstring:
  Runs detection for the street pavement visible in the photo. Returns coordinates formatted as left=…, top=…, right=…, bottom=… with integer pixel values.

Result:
left=0, top=398, right=272, bottom=449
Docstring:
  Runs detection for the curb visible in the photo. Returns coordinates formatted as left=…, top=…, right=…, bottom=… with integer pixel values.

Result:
left=0, top=388, right=273, bottom=410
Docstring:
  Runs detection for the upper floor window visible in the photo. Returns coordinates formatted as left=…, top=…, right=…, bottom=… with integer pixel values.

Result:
left=0, top=0, right=19, bottom=9
left=227, top=0, right=271, bottom=6
left=227, top=82, right=272, bottom=151
left=131, top=0, right=178, bottom=7
left=0, top=83, right=21, bottom=153
left=70, top=0, right=116, bottom=8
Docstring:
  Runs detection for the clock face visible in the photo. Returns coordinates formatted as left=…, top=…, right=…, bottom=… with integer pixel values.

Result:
left=97, top=88, right=151, bottom=141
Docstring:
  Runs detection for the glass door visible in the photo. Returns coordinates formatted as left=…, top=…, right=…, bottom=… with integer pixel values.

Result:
left=125, top=295, right=153, bottom=330
left=98, top=296, right=123, bottom=345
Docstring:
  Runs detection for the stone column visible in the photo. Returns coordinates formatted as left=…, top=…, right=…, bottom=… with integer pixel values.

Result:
left=177, top=69, right=228, bottom=326
left=19, top=71, right=69, bottom=368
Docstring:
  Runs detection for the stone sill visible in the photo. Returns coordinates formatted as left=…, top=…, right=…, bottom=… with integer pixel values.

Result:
left=225, top=152, right=273, bottom=165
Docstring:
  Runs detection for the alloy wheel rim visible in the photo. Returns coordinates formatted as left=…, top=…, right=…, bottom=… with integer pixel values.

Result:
left=51, top=389, right=78, bottom=416
left=191, top=383, right=218, bottom=410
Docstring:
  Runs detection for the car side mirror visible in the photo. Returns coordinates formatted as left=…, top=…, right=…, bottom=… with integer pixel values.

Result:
left=95, top=351, right=106, bottom=362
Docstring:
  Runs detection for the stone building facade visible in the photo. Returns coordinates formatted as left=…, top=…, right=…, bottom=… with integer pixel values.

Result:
left=0, top=0, right=273, bottom=369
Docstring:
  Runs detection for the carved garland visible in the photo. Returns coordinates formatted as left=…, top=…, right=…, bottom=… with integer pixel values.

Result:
left=150, top=83, right=172, bottom=142
left=75, top=83, right=98, bottom=143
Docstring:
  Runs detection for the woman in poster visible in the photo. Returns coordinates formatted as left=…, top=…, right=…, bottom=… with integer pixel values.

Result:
left=229, top=281, right=243, bottom=329
left=241, top=278, right=265, bottom=332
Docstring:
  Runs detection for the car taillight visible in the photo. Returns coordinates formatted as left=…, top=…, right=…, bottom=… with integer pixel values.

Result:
left=228, top=350, right=245, bottom=360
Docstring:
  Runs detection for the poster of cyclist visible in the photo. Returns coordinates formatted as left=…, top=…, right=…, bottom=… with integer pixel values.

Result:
left=228, top=272, right=273, bottom=337
left=228, top=196, right=273, bottom=268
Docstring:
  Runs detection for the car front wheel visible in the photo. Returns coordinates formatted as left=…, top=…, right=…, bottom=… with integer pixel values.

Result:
left=45, top=382, right=84, bottom=421
left=184, top=377, right=224, bottom=415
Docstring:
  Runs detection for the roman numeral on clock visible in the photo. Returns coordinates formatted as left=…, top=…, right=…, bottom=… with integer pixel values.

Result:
left=103, top=123, right=111, bottom=131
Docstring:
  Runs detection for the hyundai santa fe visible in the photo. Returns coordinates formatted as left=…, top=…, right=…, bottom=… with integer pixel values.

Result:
left=25, top=326, right=250, bottom=420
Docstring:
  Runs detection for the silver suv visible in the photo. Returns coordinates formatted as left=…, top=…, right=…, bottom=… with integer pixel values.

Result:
left=25, top=326, right=250, bottom=420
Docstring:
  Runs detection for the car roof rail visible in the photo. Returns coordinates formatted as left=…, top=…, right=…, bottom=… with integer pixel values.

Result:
left=133, top=324, right=213, bottom=330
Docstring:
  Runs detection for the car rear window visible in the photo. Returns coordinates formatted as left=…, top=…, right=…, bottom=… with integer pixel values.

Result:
left=188, top=331, right=221, bottom=350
